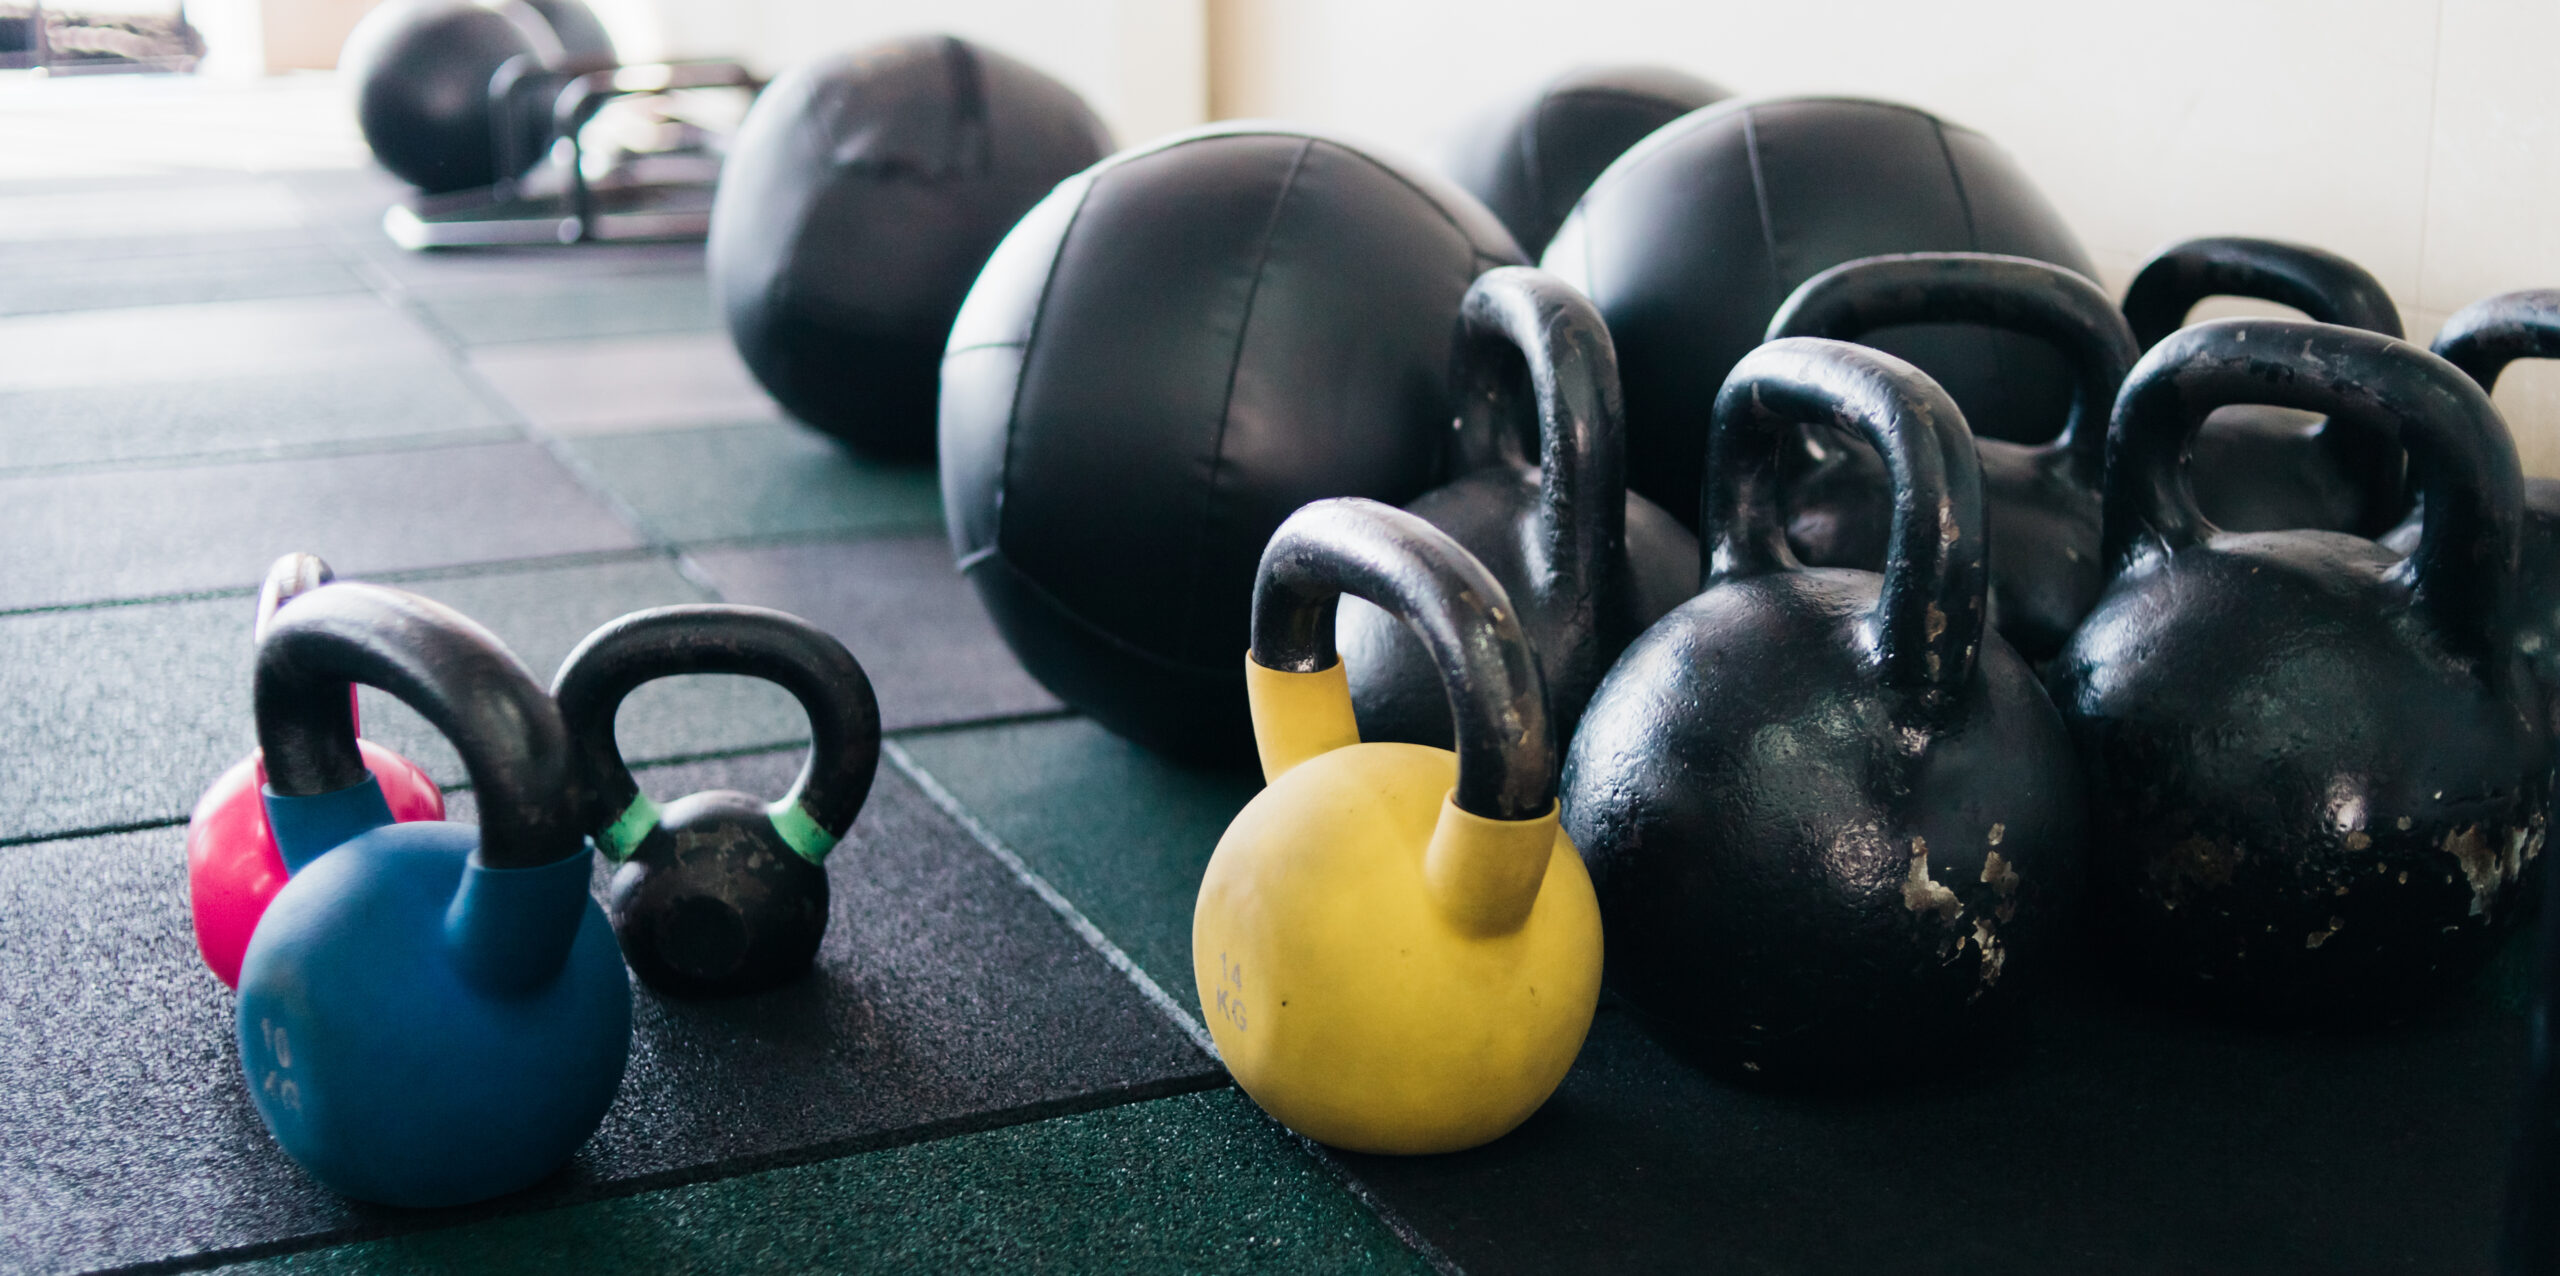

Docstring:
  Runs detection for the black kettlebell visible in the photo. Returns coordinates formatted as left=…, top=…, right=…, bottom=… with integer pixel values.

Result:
left=1765, top=252, right=2137, bottom=663
left=1561, top=337, right=2085, bottom=1084
left=553, top=605, right=882, bottom=997
left=2120, top=236, right=2408, bottom=535
left=2380, top=290, right=2560, bottom=694
left=1339, top=266, right=1698, bottom=748
left=2503, top=769, right=2560, bottom=1273
left=2047, top=318, right=2550, bottom=1024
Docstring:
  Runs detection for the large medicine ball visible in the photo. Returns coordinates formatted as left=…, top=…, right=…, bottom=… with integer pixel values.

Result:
left=941, top=125, right=1526, bottom=758
left=341, top=0, right=611, bottom=194
left=712, top=37, right=1114, bottom=457
left=1440, top=64, right=1730, bottom=260
left=1546, top=96, right=2094, bottom=526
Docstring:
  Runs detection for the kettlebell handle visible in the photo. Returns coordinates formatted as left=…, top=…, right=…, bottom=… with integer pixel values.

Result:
left=255, top=553, right=365, bottom=731
left=2121, top=236, right=2405, bottom=350
left=1703, top=338, right=1989, bottom=709
left=1250, top=499, right=1556, bottom=823
left=2105, top=319, right=2523, bottom=664
left=1766, top=253, right=2137, bottom=489
left=255, top=583, right=580, bottom=871
left=2432, top=290, right=2560, bottom=393
left=551, top=605, right=882, bottom=864
left=1450, top=266, right=1628, bottom=608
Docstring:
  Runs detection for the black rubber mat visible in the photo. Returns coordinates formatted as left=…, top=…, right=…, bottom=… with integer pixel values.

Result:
left=0, top=751, right=1218, bottom=1274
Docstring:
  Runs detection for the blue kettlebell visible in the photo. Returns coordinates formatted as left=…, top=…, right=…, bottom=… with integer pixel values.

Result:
left=235, top=582, right=631, bottom=1208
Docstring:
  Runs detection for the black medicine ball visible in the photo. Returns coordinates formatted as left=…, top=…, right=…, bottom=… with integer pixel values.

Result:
left=1441, top=64, right=1730, bottom=259
left=940, top=125, right=1526, bottom=759
left=1545, top=96, right=2094, bottom=526
left=341, top=0, right=604, bottom=194
left=710, top=36, right=1113, bottom=458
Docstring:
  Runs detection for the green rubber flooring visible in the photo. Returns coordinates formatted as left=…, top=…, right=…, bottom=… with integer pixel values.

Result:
left=223, top=1090, right=1428, bottom=1276
left=0, top=158, right=2538, bottom=1276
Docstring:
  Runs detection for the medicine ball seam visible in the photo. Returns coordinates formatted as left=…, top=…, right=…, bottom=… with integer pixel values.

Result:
left=1739, top=109, right=1784, bottom=295
left=1176, top=136, right=1318, bottom=661
left=984, top=178, right=1106, bottom=566
left=1352, top=144, right=1517, bottom=257
left=1928, top=113, right=2017, bottom=431
left=936, top=35, right=993, bottom=177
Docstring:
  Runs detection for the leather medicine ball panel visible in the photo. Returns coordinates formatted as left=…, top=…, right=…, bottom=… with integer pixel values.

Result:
left=1441, top=64, right=1730, bottom=260
left=1545, top=96, right=2094, bottom=526
left=711, top=36, right=1114, bottom=457
left=941, top=126, right=1526, bottom=758
left=343, top=0, right=551, bottom=194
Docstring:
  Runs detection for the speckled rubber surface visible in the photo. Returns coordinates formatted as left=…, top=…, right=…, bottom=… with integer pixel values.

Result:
left=0, top=753, right=1217, bottom=1274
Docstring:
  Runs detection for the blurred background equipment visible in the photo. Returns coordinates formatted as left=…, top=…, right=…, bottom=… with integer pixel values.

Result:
left=341, top=0, right=758, bottom=248
left=0, top=1, right=202, bottom=72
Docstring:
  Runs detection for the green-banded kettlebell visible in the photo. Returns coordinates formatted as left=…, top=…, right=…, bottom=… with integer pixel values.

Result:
left=553, top=605, right=881, bottom=997
left=1766, top=252, right=2137, bottom=662
left=2120, top=236, right=2408, bottom=534
left=1339, top=266, right=1698, bottom=748
left=2381, top=290, right=2560, bottom=695
left=2048, top=318, right=2550, bottom=1023
left=1562, top=337, right=2084, bottom=1083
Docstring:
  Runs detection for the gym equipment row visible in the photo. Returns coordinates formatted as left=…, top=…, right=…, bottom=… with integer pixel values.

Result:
left=271, top=16, right=2560, bottom=1266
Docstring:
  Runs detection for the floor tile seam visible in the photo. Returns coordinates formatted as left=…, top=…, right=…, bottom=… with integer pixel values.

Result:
left=0, top=718, right=1073, bottom=854
left=0, top=546, right=675, bottom=620
left=660, top=522, right=956, bottom=559
left=879, top=739, right=1464, bottom=1275
left=882, top=738, right=1222, bottom=1062
left=1302, top=1143, right=1468, bottom=1276
left=0, top=281, right=374, bottom=323
left=82, top=1070, right=1236, bottom=1276
left=0, top=426, right=525, bottom=484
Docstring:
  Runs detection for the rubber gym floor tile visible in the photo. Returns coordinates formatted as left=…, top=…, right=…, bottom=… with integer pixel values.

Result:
left=221, top=1089, right=1429, bottom=1276
left=0, top=556, right=791, bottom=844
left=890, top=717, right=1260, bottom=1006
left=561, top=421, right=941, bottom=546
left=687, top=535, right=1062, bottom=730
left=0, top=241, right=367, bottom=317
left=0, top=178, right=310, bottom=244
left=0, top=752, right=1219, bottom=1276
left=407, top=271, right=719, bottom=345
left=0, top=294, right=448, bottom=393
left=468, top=331, right=783, bottom=436
left=0, top=440, right=641, bottom=612
left=0, top=363, right=513, bottom=475
left=1332, top=993, right=2525, bottom=1276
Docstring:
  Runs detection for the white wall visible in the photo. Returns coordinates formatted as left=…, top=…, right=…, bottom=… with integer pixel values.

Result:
left=625, top=0, right=1207, bottom=150
left=1207, top=0, right=2560, bottom=476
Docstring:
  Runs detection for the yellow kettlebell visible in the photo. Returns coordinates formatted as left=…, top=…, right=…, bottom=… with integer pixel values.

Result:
left=1194, top=497, right=1603, bottom=1155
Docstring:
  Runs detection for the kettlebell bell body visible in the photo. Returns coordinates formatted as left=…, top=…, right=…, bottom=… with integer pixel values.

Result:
left=1767, top=253, right=2137, bottom=663
left=554, top=605, right=881, bottom=997
left=2121, top=237, right=2408, bottom=536
left=2048, top=319, right=2550, bottom=1023
left=2380, top=290, right=2560, bottom=697
left=1563, top=339, right=2084, bottom=1083
left=1197, top=499, right=1601, bottom=1154
left=1340, top=267, right=1698, bottom=748
left=188, top=554, right=442, bottom=989
left=236, top=583, right=629, bottom=1208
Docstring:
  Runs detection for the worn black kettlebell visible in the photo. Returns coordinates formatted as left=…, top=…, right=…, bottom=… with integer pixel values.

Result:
left=2120, top=236, right=2408, bottom=535
left=553, top=605, right=882, bottom=997
left=1562, top=337, right=2084, bottom=1083
left=2048, top=318, right=2550, bottom=1023
left=2381, top=290, right=2560, bottom=694
left=1765, top=252, right=2137, bottom=663
left=1340, top=267, right=1698, bottom=748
